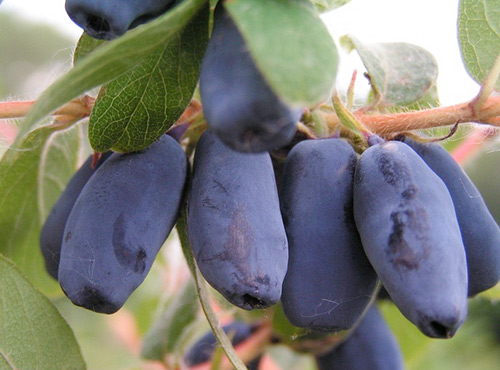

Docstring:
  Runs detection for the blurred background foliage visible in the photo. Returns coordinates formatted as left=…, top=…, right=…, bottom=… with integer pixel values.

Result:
left=0, top=12, right=74, bottom=99
left=1, top=6, right=500, bottom=370
left=0, top=10, right=75, bottom=157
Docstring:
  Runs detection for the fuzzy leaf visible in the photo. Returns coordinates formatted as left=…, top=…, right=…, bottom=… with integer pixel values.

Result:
left=225, top=0, right=338, bottom=107
left=0, top=255, right=86, bottom=369
left=458, top=0, right=500, bottom=91
left=89, top=3, right=209, bottom=153
left=73, top=33, right=106, bottom=66
left=342, top=35, right=439, bottom=105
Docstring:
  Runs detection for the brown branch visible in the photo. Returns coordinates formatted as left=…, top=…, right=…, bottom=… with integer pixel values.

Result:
left=484, top=116, right=500, bottom=125
left=0, top=96, right=94, bottom=119
left=2, top=93, right=500, bottom=140
left=316, top=95, right=500, bottom=136
left=359, top=96, right=500, bottom=134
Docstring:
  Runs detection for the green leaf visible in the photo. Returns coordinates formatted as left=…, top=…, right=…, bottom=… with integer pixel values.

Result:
left=141, top=279, right=199, bottom=361
left=310, top=0, right=352, bottom=12
left=271, top=303, right=347, bottom=353
left=458, top=0, right=500, bottom=91
left=403, top=84, right=440, bottom=110
left=0, top=123, right=84, bottom=295
left=0, top=254, right=86, bottom=369
left=341, top=35, right=439, bottom=105
left=73, top=33, right=106, bottom=66
left=17, top=0, right=209, bottom=143
left=331, top=94, right=367, bottom=142
left=382, top=84, right=441, bottom=113
left=89, top=3, right=209, bottom=153
left=271, top=303, right=311, bottom=344
left=225, top=0, right=338, bottom=107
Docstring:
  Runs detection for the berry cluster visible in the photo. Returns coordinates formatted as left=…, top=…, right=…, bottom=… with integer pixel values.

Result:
left=37, top=0, right=500, bottom=368
left=187, top=128, right=500, bottom=330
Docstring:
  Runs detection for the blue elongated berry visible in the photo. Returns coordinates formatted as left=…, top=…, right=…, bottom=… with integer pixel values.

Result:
left=353, top=141, right=468, bottom=338
left=59, top=135, right=187, bottom=313
left=280, top=138, right=378, bottom=331
left=188, top=130, right=288, bottom=310
left=183, top=322, right=258, bottom=368
left=199, top=3, right=301, bottom=153
left=316, top=305, right=404, bottom=370
left=40, top=152, right=111, bottom=279
left=401, top=136, right=500, bottom=296
left=65, top=0, right=176, bottom=40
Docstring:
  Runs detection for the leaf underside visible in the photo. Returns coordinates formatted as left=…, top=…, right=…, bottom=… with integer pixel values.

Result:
left=342, top=35, right=439, bottom=105
left=225, top=0, right=339, bottom=107
left=458, top=0, right=500, bottom=91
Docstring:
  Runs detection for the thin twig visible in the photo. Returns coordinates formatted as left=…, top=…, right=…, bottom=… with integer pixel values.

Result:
left=472, top=52, right=500, bottom=114
left=176, top=207, right=248, bottom=370
left=0, top=96, right=93, bottom=119
left=189, top=324, right=272, bottom=370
